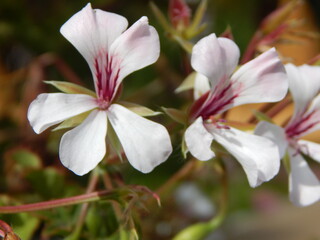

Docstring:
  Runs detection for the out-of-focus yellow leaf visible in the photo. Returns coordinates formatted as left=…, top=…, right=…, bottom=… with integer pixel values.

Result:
left=44, top=81, right=96, bottom=97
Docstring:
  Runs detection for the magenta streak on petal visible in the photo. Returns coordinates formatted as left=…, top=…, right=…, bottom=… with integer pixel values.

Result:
left=94, top=53, right=120, bottom=109
left=189, top=80, right=239, bottom=121
left=285, top=110, right=320, bottom=138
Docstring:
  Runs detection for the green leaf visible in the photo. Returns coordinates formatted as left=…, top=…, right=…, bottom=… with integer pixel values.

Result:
left=181, top=137, right=188, bottom=159
left=0, top=213, right=40, bottom=240
left=187, top=0, right=207, bottom=38
left=282, top=150, right=291, bottom=173
left=109, top=227, right=139, bottom=240
left=251, top=110, right=274, bottom=123
left=14, top=214, right=39, bottom=240
left=175, top=72, right=197, bottom=93
left=149, top=2, right=175, bottom=35
left=45, top=81, right=96, bottom=97
left=85, top=202, right=118, bottom=238
left=107, top=121, right=124, bottom=162
left=162, top=107, right=186, bottom=125
left=172, top=35, right=194, bottom=53
left=52, top=111, right=91, bottom=131
left=26, top=168, right=65, bottom=199
left=8, top=148, right=41, bottom=169
left=173, top=221, right=214, bottom=240
left=119, top=102, right=162, bottom=117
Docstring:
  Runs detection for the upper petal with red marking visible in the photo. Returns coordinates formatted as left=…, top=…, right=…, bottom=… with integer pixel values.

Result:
left=191, top=34, right=240, bottom=89
left=60, top=3, right=128, bottom=77
left=230, top=48, right=288, bottom=108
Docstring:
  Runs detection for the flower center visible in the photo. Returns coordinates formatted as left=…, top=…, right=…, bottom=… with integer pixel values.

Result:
left=94, top=51, right=120, bottom=105
left=285, top=111, right=318, bottom=138
left=189, top=81, right=239, bottom=122
left=97, top=99, right=110, bottom=110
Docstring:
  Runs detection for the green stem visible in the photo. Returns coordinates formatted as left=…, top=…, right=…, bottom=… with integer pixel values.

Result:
left=0, top=189, right=114, bottom=214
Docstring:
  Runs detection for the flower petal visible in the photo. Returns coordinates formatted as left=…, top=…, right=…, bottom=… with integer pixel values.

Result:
left=59, top=110, right=107, bottom=176
left=298, top=140, right=320, bottom=163
left=288, top=148, right=320, bottom=206
left=194, top=73, right=210, bottom=100
left=107, top=104, right=172, bottom=173
left=287, top=94, right=320, bottom=138
left=208, top=126, right=280, bottom=187
left=191, top=34, right=240, bottom=88
left=230, top=48, right=288, bottom=107
left=60, top=3, right=128, bottom=73
left=109, top=16, right=160, bottom=85
left=254, top=121, right=288, bottom=158
left=285, top=64, right=320, bottom=120
left=185, top=117, right=215, bottom=161
left=27, top=93, right=97, bottom=134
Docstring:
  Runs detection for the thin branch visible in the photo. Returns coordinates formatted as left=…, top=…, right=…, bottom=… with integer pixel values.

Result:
left=0, top=189, right=114, bottom=214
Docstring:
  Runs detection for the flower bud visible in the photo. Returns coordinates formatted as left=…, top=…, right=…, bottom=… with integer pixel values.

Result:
left=169, top=0, right=191, bottom=30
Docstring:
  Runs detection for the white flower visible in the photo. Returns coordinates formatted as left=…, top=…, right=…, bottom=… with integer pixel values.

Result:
left=255, top=64, right=320, bottom=206
left=184, top=34, right=288, bottom=187
left=27, top=3, right=172, bottom=175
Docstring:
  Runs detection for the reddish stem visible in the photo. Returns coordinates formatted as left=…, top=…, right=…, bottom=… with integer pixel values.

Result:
left=0, top=190, right=113, bottom=214
left=240, top=31, right=263, bottom=64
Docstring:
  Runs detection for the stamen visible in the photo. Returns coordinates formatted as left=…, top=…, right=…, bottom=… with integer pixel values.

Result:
left=207, top=116, right=230, bottom=129
left=94, top=52, right=120, bottom=105
left=97, top=99, right=110, bottom=110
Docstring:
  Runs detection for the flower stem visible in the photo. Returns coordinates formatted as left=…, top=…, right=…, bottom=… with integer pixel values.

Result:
left=66, top=170, right=100, bottom=240
left=0, top=189, right=115, bottom=214
left=156, top=159, right=197, bottom=195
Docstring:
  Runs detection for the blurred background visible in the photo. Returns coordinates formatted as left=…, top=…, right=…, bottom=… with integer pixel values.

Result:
left=0, top=0, right=319, bottom=239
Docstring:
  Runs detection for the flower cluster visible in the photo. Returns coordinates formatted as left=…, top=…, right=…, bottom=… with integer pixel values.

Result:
left=28, top=3, right=172, bottom=176
left=27, top=3, right=320, bottom=207
left=255, top=64, right=320, bottom=206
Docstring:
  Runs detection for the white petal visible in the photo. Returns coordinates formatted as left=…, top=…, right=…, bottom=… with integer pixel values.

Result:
left=59, top=110, right=107, bottom=176
left=27, top=93, right=97, bottom=134
left=107, top=104, right=172, bottom=173
left=254, top=121, right=288, bottom=158
left=60, top=3, right=128, bottom=73
left=194, top=73, right=210, bottom=100
left=298, top=140, right=320, bottom=163
left=231, top=48, right=288, bottom=107
left=285, top=64, right=320, bottom=120
left=109, top=16, right=160, bottom=85
left=208, top=126, right=280, bottom=187
left=185, top=117, right=215, bottom=161
left=288, top=148, right=320, bottom=206
left=191, top=34, right=240, bottom=89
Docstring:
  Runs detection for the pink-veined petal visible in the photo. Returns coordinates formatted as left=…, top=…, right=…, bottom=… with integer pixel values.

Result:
left=285, top=64, right=320, bottom=121
left=191, top=34, right=240, bottom=89
left=60, top=3, right=128, bottom=76
left=230, top=48, right=288, bottom=107
left=301, top=94, right=320, bottom=135
left=109, top=16, right=160, bottom=87
left=288, top=148, right=320, bottom=206
left=287, top=94, right=320, bottom=138
left=298, top=140, right=320, bottom=163
left=194, top=73, right=210, bottom=100
left=254, top=121, right=288, bottom=158
left=59, top=110, right=107, bottom=176
left=27, top=93, right=97, bottom=134
left=208, top=126, right=280, bottom=187
left=185, top=117, right=215, bottom=161
left=108, top=104, right=172, bottom=173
